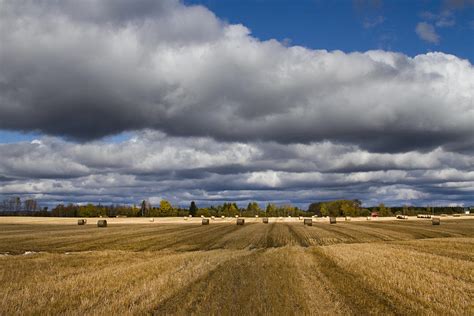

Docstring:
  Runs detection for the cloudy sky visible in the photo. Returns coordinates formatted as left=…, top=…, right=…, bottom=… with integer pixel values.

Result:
left=0, top=0, right=473, bottom=208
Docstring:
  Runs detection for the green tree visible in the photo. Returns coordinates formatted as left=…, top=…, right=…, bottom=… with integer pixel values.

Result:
left=189, top=201, right=198, bottom=217
left=378, top=203, right=392, bottom=217
left=158, top=200, right=173, bottom=216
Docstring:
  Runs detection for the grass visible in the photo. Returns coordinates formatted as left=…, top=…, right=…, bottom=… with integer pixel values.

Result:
left=0, top=217, right=473, bottom=315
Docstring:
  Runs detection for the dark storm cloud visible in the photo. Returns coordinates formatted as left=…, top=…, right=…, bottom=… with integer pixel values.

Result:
left=1, top=0, right=473, bottom=153
left=0, top=132, right=473, bottom=207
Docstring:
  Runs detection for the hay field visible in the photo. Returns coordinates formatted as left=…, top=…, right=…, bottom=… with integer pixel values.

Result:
left=0, top=217, right=473, bottom=315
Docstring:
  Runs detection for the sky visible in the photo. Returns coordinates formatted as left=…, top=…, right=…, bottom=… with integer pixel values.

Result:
left=0, top=0, right=473, bottom=208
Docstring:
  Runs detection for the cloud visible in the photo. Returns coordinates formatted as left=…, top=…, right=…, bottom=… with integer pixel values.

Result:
left=416, top=22, right=441, bottom=43
left=0, top=131, right=473, bottom=207
left=0, top=0, right=473, bottom=154
left=0, top=1, right=473, bottom=207
left=421, top=10, right=456, bottom=28
left=363, top=15, right=385, bottom=28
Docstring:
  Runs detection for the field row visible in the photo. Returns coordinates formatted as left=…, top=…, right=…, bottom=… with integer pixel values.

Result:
left=0, top=219, right=473, bottom=254
left=1, top=237, right=473, bottom=315
left=1, top=219, right=473, bottom=315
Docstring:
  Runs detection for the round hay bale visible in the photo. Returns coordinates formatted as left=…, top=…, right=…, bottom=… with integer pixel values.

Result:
left=189, top=215, right=193, bottom=218
left=202, top=218, right=210, bottom=225
left=304, top=218, right=313, bottom=226
left=329, top=217, right=336, bottom=224
left=235, top=215, right=239, bottom=218
left=366, top=216, right=371, bottom=221
left=149, top=218, right=154, bottom=222
left=201, top=215, right=204, bottom=218
left=77, top=219, right=87, bottom=225
left=97, top=220, right=107, bottom=227
left=299, top=216, right=303, bottom=220
left=211, top=216, right=215, bottom=220
left=432, top=217, right=441, bottom=225
left=236, top=218, right=245, bottom=225
left=345, top=216, right=351, bottom=221
left=221, top=215, right=225, bottom=219
left=262, top=217, right=269, bottom=224
left=184, top=216, right=188, bottom=220
left=255, top=215, right=259, bottom=218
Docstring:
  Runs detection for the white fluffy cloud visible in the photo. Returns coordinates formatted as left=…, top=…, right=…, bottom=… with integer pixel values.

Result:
left=0, top=0, right=473, bottom=207
left=0, top=131, right=473, bottom=206
left=416, top=22, right=440, bottom=43
left=0, top=0, right=473, bottom=153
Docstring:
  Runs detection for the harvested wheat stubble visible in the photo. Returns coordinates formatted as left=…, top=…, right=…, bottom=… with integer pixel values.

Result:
left=77, top=219, right=87, bottom=225
left=304, top=218, right=313, bottom=226
left=432, top=217, right=441, bottom=225
left=202, top=218, right=210, bottom=225
left=97, top=220, right=107, bottom=227
left=237, top=218, right=245, bottom=225
left=262, top=217, right=269, bottom=224
left=330, top=217, right=337, bottom=224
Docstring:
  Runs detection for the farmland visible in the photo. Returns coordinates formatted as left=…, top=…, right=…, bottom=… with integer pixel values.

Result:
left=0, top=216, right=473, bottom=315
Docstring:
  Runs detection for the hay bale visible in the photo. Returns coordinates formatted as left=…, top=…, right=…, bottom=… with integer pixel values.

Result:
left=304, top=218, right=312, bottom=226
left=255, top=215, right=259, bottom=218
left=236, top=218, right=245, bottom=225
left=366, top=216, right=371, bottom=221
left=77, top=219, right=87, bottom=225
left=202, top=218, right=210, bottom=225
left=201, top=215, right=204, bottom=218
left=221, top=215, right=225, bottom=219
left=235, top=215, right=239, bottom=218
left=189, top=215, right=193, bottom=218
left=432, top=217, right=441, bottom=225
left=97, top=220, right=107, bottom=227
left=211, top=216, right=215, bottom=220
left=149, top=218, right=154, bottom=222
left=329, top=217, right=336, bottom=224
left=299, top=216, right=303, bottom=220
left=345, top=216, right=351, bottom=221
left=184, top=216, right=188, bottom=220
left=262, top=217, right=269, bottom=224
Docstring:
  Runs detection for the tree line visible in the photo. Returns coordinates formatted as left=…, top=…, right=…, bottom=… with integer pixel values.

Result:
left=0, top=196, right=469, bottom=217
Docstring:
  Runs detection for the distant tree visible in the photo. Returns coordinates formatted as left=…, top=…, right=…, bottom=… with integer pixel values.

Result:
left=402, top=204, right=409, bottom=215
left=140, top=200, right=150, bottom=217
left=308, top=202, right=322, bottom=216
left=246, top=202, right=261, bottom=215
left=377, top=203, right=392, bottom=217
left=189, top=201, right=198, bottom=217
left=159, top=200, right=173, bottom=216
left=265, top=203, right=276, bottom=216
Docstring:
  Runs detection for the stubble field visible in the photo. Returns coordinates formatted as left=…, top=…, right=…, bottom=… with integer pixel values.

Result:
left=0, top=216, right=473, bottom=315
